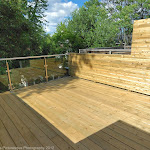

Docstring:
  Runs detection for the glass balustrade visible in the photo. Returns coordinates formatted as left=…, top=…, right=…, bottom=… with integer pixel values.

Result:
left=0, top=54, right=68, bottom=91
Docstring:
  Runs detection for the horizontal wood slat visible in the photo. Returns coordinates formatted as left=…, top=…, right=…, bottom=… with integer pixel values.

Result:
left=69, top=53, right=150, bottom=95
left=132, top=18, right=150, bottom=57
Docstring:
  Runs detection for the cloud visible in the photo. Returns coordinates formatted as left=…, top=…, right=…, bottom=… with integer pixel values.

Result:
left=44, top=0, right=78, bottom=34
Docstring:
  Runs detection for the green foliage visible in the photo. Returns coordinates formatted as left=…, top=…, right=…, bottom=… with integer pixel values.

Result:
left=0, top=0, right=47, bottom=58
left=0, top=62, right=6, bottom=75
left=93, top=18, right=119, bottom=47
left=41, top=34, right=57, bottom=55
left=52, top=21, right=85, bottom=53
left=53, top=0, right=150, bottom=51
left=103, top=0, right=150, bottom=44
left=53, top=0, right=120, bottom=50
left=27, top=0, right=48, bottom=25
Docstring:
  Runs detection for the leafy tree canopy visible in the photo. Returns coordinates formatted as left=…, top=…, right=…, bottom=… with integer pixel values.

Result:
left=0, top=0, right=48, bottom=57
left=53, top=0, right=150, bottom=52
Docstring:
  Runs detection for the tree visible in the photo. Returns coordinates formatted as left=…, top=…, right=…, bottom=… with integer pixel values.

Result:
left=93, top=14, right=119, bottom=47
left=102, top=0, right=150, bottom=45
left=68, top=0, right=102, bottom=47
left=53, top=21, right=85, bottom=53
left=0, top=0, right=48, bottom=58
left=53, top=0, right=120, bottom=50
left=41, top=34, right=57, bottom=55
left=103, top=0, right=150, bottom=19
left=27, top=0, right=48, bottom=25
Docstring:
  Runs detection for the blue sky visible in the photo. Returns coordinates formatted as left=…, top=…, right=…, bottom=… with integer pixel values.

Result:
left=44, top=0, right=88, bottom=34
left=68, top=0, right=87, bottom=7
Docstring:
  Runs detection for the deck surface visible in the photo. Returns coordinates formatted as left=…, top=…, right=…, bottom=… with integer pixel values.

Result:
left=0, top=77, right=150, bottom=150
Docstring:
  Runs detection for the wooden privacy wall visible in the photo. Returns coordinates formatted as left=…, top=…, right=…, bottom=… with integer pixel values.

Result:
left=69, top=54, right=150, bottom=95
left=69, top=18, right=150, bottom=95
left=132, top=18, right=150, bottom=57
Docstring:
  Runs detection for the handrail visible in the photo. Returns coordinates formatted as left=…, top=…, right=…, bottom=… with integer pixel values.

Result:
left=0, top=54, right=68, bottom=61
left=79, top=49, right=131, bottom=54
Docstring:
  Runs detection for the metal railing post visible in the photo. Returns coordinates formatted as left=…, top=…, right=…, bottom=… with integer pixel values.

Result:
left=6, top=61, right=13, bottom=91
left=44, top=58, right=48, bottom=82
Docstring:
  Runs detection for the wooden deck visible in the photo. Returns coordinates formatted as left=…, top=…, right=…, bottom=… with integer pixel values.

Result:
left=0, top=77, right=150, bottom=150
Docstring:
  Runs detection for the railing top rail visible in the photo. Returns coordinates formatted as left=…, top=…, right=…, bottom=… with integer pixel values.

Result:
left=79, top=49, right=131, bottom=52
left=0, top=54, right=68, bottom=61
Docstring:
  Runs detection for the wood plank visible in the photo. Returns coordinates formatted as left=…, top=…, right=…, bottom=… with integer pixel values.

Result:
left=80, top=138, right=103, bottom=150
left=0, top=119, right=16, bottom=147
left=96, top=131, right=134, bottom=150
left=51, top=136, right=75, bottom=150
left=0, top=103, right=28, bottom=146
left=15, top=88, right=89, bottom=143
left=2, top=93, right=60, bottom=150
left=123, top=116, right=150, bottom=135
left=14, top=78, right=122, bottom=143
left=16, top=79, right=128, bottom=124
left=69, top=54, right=150, bottom=94
left=102, top=127, right=149, bottom=150
left=8, top=93, right=57, bottom=139
left=115, top=120, right=150, bottom=142
left=108, top=123, right=150, bottom=149
left=22, top=98, right=89, bottom=150
left=16, top=78, right=150, bottom=124
left=0, top=95, right=42, bottom=147
left=89, top=134, right=118, bottom=150
left=70, top=73, right=150, bottom=95
left=132, top=18, right=150, bottom=57
left=40, top=78, right=150, bottom=126
left=8, top=93, right=79, bottom=149
left=66, top=79, right=150, bottom=121
left=14, top=77, right=150, bottom=150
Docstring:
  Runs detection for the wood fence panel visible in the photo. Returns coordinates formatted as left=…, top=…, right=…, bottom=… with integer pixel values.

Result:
left=69, top=54, right=150, bottom=95
left=132, top=18, right=150, bottom=57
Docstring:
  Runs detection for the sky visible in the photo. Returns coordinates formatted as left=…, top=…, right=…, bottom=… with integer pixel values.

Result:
left=44, top=0, right=88, bottom=34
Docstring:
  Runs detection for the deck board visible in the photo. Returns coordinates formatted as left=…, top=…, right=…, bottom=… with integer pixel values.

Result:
left=0, top=77, right=150, bottom=150
left=0, top=102, right=29, bottom=147
left=2, top=93, right=60, bottom=150
left=0, top=96, right=42, bottom=147
left=0, top=119, right=16, bottom=147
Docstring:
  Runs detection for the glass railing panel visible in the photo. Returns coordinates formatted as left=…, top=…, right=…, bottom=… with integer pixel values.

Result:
left=0, top=61, right=8, bottom=92
left=9, top=58, right=45, bottom=89
left=46, top=55, right=68, bottom=81
left=0, top=54, right=69, bottom=91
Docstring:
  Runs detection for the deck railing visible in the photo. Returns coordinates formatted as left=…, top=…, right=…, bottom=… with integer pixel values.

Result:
left=79, top=48, right=131, bottom=54
left=0, top=54, right=68, bottom=92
